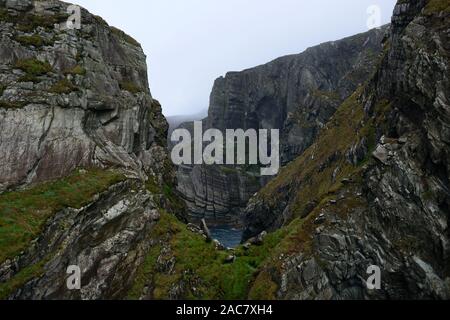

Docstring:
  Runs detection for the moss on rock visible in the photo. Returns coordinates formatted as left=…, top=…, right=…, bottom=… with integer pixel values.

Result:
left=0, top=168, right=125, bottom=264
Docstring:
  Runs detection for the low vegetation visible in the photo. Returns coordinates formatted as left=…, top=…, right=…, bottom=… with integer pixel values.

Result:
left=15, top=58, right=52, bottom=83
left=14, top=34, right=52, bottom=48
left=111, top=26, right=141, bottom=47
left=0, top=100, right=27, bottom=109
left=241, top=81, right=394, bottom=297
left=0, top=168, right=125, bottom=264
left=424, top=0, right=450, bottom=14
left=128, top=211, right=297, bottom=300
left=0, top=8, right=68, bottom=33
left=64, top=65, right=86, bottom=76
left=119, top=81, right=142, bottom=94
left=128, top=83, right=394, bottom=300
left=49, top=78, right=77, bottom=94
left=0, top=255, right=52, bottom=299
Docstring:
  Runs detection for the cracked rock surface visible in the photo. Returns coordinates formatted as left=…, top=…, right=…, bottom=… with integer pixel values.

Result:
left=0, top=0, right=167, bottom=191
left=243, top=0, right=450, bottom=300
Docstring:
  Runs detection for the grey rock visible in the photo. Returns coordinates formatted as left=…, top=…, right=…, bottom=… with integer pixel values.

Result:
left=224, top=255, right=236, bottom=264
left=200, top=219, right=212, bottom=242
left=372, top=145, right=389, bottom=165
left=314, top=214, right=326, bottom=225
left=175, top=26, right=387, bottom=224
left=6, top=0, right=32, bottom=11
left=247, top=231, right=268, bottom=246
left=0, top=1, right=169, bottom=191
left=243, top=0, right=450, bottom=300
left=212, top=239, right=225, bottom=251
left=0, top=1, right=184, bottom=299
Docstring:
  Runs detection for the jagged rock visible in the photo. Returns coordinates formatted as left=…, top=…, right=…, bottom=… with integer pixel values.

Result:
left=0, top=1, right=183, bottom=300
left=200, top=219, right=212, bottom=242
left=176, top=164, right=259, bottom=224
left=212, top=240, right=225, bottom=251
left=372, top=145, right=389, bottom=165
left=0, top=180, right=163, bottom=299
left=0, top=1, right=169, bottom=191
left=187, top=223, right=202, bottom=234
left=224, top=255, right=236, bottom=264
left=6, top=0, right=32, bottom=11
left=314, top=214, right=326, bottom=225
left=346, top=137, right=368, bottom=165
left=243, top=0, right=450, bottom=300
left=247, top=231, right=268, bottom=246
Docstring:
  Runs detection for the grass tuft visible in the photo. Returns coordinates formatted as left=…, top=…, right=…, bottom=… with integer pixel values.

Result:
left=15, top=34, right=52, bottom=48
left=0, top=8, right=68, bottom=33
left=64, top=65, right=86, bottom=76
left=15, top=58, right=52, bottom=82
left=128, top=210, right=297, bottom=300
left=0, top=168, right=125, bottom=264
left=0, top=100, right=27, bottom=109
left=119, top=81, right=142, bottom=94
left=49, top=78, right=77, bottom=94
left=110, top=26, right=141, bottom=47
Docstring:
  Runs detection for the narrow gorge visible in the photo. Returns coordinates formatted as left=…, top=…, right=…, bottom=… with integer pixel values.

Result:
left=0, top=0, right=449, bottom=300
left=174, top=25, right=387, bottom=227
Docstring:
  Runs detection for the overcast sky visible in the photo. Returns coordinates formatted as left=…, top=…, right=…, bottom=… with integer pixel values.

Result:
left=72, top=0, right=397, bottom=116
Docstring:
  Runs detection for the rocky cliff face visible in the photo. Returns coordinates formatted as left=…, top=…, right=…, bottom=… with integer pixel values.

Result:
left=206, top=27, right=387, bottom=164
left=0, top=0, right=184, bottom=299
left=176, top=27, right=387, bottom=223
left=0, top=0, right=169, bottom=191
left=243, top=0, right=450, bottom=299
left=1, top=0, right=448, bottom=301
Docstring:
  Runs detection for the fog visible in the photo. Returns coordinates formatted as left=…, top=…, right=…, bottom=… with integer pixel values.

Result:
left=73, top=0, right=396, bottom=116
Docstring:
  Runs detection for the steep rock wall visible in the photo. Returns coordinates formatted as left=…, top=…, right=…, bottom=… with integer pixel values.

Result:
left=176, top=27, right=387, bottom=223
left=243, top=0, right=450, bottom=300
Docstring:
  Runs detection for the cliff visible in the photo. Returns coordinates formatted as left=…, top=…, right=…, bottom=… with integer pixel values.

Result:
left=176, top=26, right=387, bottom=223
left=243, top=0, right=450, bottom=299
left=1, top=0, right=449, bottom=301
left=0, top=0, right=184, bottom=299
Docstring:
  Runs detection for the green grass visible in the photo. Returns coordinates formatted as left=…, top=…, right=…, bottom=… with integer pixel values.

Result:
left=145, top=175, right=185, bottom=215
left=311, top=89, right=340, bottom=101
left=0, top=8, right=68, bottom=33
left=128, top=211, right=294, bottom=300
left=236, top=87, right=393, bottom=299
left=111, top=26, right=141, bottom=47
left=0, top=100, right=27, bottom=109
left=119, top=81, right=142, bottom=94
left=14, top=34, right=52, bottom=48
left=145, top=176, right=161, bottom=194
left=49, top=78, right=77, bottom=94
left=0, top=168, right=125, bottom=264
left=15, top=58, right=52, bottom=83
left=424, top=0, right=450, bottom=14
left=64, top=65, right=86, bottom=76
left=0, top=255, right=52, bottom=299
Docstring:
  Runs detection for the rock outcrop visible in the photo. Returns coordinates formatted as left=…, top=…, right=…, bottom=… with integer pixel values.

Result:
left=175, top=26, right=387, bottom=223
left=243, top=0, right=450, bottom=300
left=1, top=0, right=449, bottom=301
left=0, top=1, right=184, bottom=299
left=0, top=0, right=168, bottom=191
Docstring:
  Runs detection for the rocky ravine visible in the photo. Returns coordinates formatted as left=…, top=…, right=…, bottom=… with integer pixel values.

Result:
left=1, top=0, right=449, bottom=301
left=243, top=0, right=450, bottom=299
left=176, top=26, right=387, bottom=224
left=0, top=0, right=183, bottom=299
